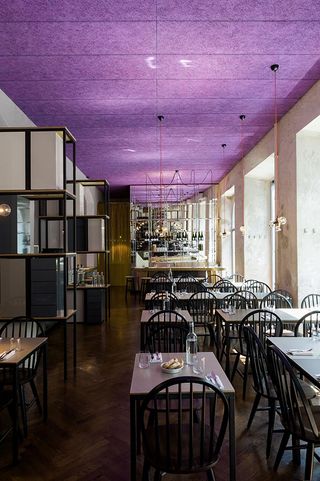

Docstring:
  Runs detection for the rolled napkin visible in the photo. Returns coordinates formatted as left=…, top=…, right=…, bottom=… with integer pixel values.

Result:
left=150, top=352, right=162, bottom=363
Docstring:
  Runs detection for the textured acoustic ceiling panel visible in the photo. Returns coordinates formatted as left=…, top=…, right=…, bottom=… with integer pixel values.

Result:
left=0, top=0, right=320, bottom=197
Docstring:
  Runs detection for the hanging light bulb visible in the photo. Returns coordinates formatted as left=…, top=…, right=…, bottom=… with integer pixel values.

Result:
left=269, top=64, right=287, bottom=232
left=0, top=203, right=11, bottom=217
left=219, top=144, right=231, bottom=238
left=239, top=114, right=246, bottom=236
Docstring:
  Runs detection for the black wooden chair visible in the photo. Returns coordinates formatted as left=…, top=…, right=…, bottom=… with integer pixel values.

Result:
left=146, top=324, right=189, bottom=354
left=268, top=344, right=320, bottom=480
left=243, top=326, right=279, bottom=458
left=228, top=273, right=244, bottom=283
left=0, top=316, right=45, bottom=437
left=273, top=289, right=293, bottom=306
left=187, top=291, right=217, bottom=348
left=243, top=280, right=271, bottom=294
left=260, top=291, right=292, bottom=309
left=204, top=273, right=223, bottom=285
left=218, top=294, right=253, bottom=369
left=145, top=310, right=189, bottom=353
left=294, top=311, right=320, bottom=337
left=149, top=273, right=172, bottom=293
left=213, top=279, right=237, bottom=293
left=236, top=289, right=258, bottom=308
left=301, top=294, right=320, bottom=309
left=231, top=310, right=283, bottom=400
left=222, top=292, right=251, bottom=309
left=140, top=376, right=229, bottom=481
left=176, top=274, right=206, bottom=294
left=150, top=291, right=180, bottom=311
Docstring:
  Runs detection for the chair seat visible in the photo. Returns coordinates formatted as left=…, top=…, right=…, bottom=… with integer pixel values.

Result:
left=144, top=423, right=219, bottom=473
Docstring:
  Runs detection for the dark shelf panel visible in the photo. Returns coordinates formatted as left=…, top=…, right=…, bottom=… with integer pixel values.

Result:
left=0, top=252, right=76, bottom=258
left=0, top=189, right=76, bottom=200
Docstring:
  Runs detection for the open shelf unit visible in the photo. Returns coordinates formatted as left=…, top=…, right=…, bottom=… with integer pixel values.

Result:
left=66, top=179, right=111, bottom=324
left=0, top=126, right=77, bottom=379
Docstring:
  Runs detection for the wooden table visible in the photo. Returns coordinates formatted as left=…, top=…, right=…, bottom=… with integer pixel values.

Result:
left=268, top=336, right=320, bottom=389
left=0, top=337, right=48, bottom=463
left=140, top=309, right=192, bottom=350
left=216, top=308, right=314, bottom=376
left=129, top=351, right=236, bottom=481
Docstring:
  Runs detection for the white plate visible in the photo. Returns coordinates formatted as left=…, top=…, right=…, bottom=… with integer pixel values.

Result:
left=161, top=362, right=184, bottom=374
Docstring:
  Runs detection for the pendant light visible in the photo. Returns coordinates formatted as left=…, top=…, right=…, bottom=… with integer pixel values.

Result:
left=0, top=203, right=11, bottom=216
left=219, top=143, right=230, bottom=238
left=269, top=64, right=287, bottom=232
left=157, top=114, right=168, bottom=237
left=239, top=114, right=246, bottom=235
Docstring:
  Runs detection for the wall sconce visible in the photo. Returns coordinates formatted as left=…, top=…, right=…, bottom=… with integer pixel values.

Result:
left=0, top=203, right=11, bottom=217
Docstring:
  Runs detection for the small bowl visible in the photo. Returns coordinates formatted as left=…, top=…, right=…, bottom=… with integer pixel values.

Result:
left=161, top=362, right=184, bottom=374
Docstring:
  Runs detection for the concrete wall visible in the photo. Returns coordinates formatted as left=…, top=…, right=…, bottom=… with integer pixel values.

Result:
left=210, top=78, right=320, bottom=304
left=244, top=177, right=272, bottom=284
left=296, top=130, right=320, bottom=302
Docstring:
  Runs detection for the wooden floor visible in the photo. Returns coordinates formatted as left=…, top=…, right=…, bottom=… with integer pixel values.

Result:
left=0, top=287, right=319, bottom=481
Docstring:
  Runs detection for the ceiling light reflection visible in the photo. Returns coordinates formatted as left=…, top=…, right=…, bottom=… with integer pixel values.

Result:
left=146, top=56, right=157, bottom=69
left=180, top=59, right=192, bottom=68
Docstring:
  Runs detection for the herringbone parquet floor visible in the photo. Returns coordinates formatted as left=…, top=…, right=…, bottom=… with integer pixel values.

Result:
left=0, top=287, right=319, bottom=481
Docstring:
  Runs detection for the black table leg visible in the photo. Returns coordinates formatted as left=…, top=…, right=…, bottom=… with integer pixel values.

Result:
left=43, top=342, right=48, bottom=421
left=130, top=396, right=138, bottom=481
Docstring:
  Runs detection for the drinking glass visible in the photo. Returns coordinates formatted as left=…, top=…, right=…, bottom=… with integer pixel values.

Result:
left=192, top=355, right=205, bottom=376
left=138, top=352, right=150, bottom=369
left=312, top=323, right=319, bottom=341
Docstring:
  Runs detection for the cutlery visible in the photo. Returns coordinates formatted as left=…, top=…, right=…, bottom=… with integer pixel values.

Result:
left=287, top=348, right=312, bottom=353
left=0, top=349, right=15, bottom=360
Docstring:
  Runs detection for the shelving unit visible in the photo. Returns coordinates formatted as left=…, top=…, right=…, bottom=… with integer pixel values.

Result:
left=130, top=202, right=207, bottom=269
left=0, top=126, right=77, bottom=380
left=66, top=179, right=111, bottom=324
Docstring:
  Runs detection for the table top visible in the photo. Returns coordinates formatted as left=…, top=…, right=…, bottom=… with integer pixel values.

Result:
left=130, top=351, right=234, bottom=397
left=216, top=307, right=314, bottom=323
left=0, top=337, right=48, bottom=365
left=140, top=309, right=193, bottom=324
left=268, top=336, right=320, bottom=387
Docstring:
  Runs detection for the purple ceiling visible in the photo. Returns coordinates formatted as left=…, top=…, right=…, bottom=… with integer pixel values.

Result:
left=1, top=0, right=320, bottom=199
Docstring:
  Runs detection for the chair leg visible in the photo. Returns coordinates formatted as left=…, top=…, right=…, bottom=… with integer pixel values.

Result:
left=266, top=399, right=276, bottom=459
left=30, top=379, right=42, bottom=413
left=230, top=353, right=240, bottom=381
left=154, top=470, right=162, bottom=481
left=242, top=356, right=249, bottom=400
left=274, top=431, right=290, bottom=471
left=206, top=468, right=216, bottom=481
left=305, top=442, right=315, bottom=481
left=247, top=392, right=261, bottom=430
left=142, top=460, right=150, bottom=481
left=19, top=385, right=28, bottom=437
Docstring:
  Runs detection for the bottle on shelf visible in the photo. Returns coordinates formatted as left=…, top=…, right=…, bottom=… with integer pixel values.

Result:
left=163, top=291, right=170, bottom=311
left=186, top=321, right=197, bottom=365
left=100, top=272, right=105, bottom=287
left=171, top=277, right=177, bottom=294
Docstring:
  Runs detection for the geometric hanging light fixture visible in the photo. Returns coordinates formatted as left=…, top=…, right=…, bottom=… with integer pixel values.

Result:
left=269, top=63, right=287, bottom=232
